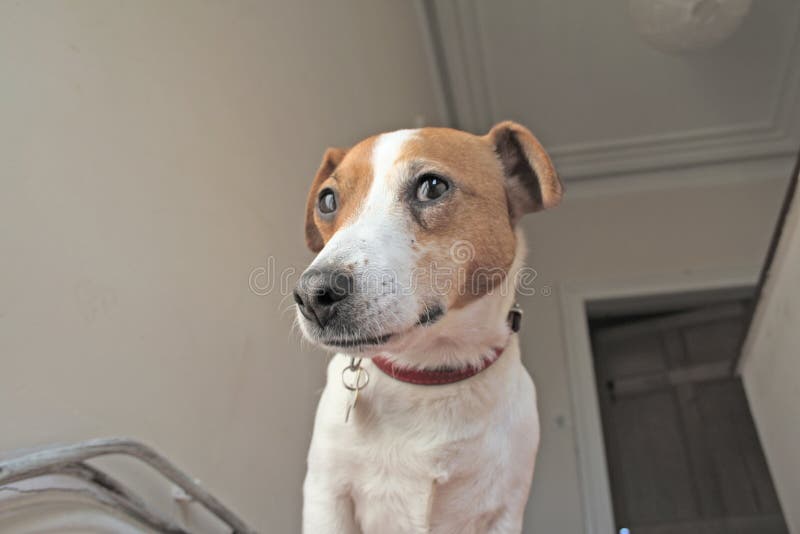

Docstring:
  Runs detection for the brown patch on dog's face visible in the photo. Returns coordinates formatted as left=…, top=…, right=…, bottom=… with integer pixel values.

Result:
left=305, top=137, right=377, bottom=252
left=398, top=128, right=518, bottom=309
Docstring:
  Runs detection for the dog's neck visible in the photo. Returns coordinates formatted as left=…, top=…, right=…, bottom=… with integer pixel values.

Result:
left=361, top=230, right=527, bottom=370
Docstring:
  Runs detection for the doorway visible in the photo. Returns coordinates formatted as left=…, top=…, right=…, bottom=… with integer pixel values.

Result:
left=589, top=298, right=789, bottom=534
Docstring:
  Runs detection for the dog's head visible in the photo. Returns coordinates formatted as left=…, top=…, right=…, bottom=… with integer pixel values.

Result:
left=294, top=121, right=562, bottom=355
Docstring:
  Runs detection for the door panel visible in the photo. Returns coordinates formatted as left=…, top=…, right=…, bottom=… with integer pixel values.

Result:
left=612, top=391, right=697, bottom=524
left=591, top=304, right=788, bottom=534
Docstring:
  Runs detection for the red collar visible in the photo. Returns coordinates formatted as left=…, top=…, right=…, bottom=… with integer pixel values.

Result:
left=369, top=305, right=521, bottom=386
left=371, top=346, right=505, bottom=386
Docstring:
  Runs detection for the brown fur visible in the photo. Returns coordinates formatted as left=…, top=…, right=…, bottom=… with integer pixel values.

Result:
left=485, top=121, right=563, bottom=219
left=305, top=138, right=377, bottom=252
left=399, top=128, right=518, bottom=309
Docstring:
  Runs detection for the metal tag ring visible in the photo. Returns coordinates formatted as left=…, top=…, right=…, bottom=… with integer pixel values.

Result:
left=342, top=366, right=369, bottom=391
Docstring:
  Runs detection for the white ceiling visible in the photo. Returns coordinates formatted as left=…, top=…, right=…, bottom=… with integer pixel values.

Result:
left=421, top=0, right=800, bottom=182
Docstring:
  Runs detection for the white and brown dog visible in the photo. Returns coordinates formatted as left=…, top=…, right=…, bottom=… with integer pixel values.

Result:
left=294, top=121, right=562, bottom=534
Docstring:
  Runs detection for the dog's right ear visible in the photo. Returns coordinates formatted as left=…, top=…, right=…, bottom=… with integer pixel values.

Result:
left=305, top=147, right=348, bottom=253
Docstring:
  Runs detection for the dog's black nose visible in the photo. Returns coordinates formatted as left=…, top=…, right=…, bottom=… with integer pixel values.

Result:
left=293, top=268, right=354, bottom=328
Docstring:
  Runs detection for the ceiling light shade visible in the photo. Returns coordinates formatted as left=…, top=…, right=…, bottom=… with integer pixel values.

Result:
left=629, top=0, right=752, bottom=53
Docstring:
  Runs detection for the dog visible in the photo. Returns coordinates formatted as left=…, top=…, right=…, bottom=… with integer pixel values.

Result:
left=294, top=121, right=562, bottom=534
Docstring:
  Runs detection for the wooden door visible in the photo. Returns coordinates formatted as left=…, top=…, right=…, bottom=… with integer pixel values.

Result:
left=591, top=303, right=788, bottom=534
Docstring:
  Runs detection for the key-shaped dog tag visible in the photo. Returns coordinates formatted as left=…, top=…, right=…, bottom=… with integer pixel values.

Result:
left=342, top=358, right=369, bottom=423
left=344, top=381, right=360, bottom=423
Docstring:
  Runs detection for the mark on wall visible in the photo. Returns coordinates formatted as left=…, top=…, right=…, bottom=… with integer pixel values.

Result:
left=74, top=280, right=117, bottom=324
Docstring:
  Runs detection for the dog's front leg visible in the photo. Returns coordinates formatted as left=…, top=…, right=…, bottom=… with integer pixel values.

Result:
left=302, top=473, right=361, bottom=534
left=485, top=507, right=524, bottom=534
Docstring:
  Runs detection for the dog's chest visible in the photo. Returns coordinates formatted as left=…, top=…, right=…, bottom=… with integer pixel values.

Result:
left=347, top=423, right=501, bottom=534
left=333, top=383, right=510, bottom=533
left=307, top=352, right=534, bottom=533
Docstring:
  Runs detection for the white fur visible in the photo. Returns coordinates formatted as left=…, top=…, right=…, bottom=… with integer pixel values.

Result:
left=301, top=131, right=540, bottom=533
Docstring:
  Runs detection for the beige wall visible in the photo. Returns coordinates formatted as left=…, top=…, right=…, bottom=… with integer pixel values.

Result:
left=0, top=2, right=790, bottom=533
left=740, top=181, right=800, bottom=534
left=0, top=1, right=443, bottom=531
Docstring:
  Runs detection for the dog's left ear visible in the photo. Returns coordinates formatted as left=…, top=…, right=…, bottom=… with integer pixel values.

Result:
left=485, top=121, right=563, bottom=223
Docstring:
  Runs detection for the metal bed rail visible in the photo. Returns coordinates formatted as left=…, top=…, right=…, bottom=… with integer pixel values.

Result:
left=0, top=438, right=257, bottom=534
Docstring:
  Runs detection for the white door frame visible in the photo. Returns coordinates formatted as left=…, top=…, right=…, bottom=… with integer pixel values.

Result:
left=557, top=266, right=759, bottom=534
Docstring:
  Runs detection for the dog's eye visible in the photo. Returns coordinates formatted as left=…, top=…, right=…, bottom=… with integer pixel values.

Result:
left=416, top=174, right=449, bottom=202
left=318, top=188, right=337, bottom=215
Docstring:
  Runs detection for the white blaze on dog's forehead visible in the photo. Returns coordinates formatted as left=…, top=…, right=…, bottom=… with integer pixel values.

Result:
left=309, top=129, right=418, bottom=267
left=368, top=129, right=418, bottom=207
